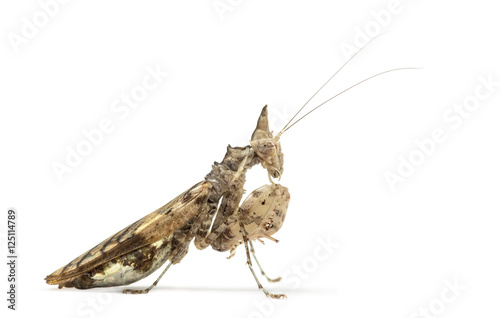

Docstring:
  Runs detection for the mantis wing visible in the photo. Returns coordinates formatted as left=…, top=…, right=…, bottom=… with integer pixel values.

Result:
left=45, top=181, right=211, bottom=286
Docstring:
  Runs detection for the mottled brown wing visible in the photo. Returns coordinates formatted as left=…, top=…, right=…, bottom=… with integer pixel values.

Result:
left=45, top=181, right=211, bottom=285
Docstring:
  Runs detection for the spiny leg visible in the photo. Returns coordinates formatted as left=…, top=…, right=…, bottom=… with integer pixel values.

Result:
left=239, top=219, right=286, bottom=299
left=123, top=262, right=173, bottom=294
left=193, top=199, right=219, bottom=249
left=249, top=240, right=281, bottom=283
left=123, top=217, right=202, bottom=294
left=195, top=150, right=250, bottom=250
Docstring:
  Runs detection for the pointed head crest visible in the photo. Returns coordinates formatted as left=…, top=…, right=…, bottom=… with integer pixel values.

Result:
left=250, top=105, right=284, bottom=179
left=246, top=34, right=416, bottom=180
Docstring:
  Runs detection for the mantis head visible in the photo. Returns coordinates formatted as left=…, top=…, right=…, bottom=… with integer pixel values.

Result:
left=250, top=105, right=284, bottom=180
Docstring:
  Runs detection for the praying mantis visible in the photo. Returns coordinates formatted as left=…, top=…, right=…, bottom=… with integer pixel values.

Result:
left=45, top=37, right=415, bottom=298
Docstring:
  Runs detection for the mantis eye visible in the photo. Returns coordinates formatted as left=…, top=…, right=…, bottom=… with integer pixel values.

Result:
left=258, top=141, right=275, bottom=154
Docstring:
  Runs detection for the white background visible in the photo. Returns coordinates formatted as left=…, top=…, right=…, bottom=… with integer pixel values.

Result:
left=1, top=1, right=500, bottom=317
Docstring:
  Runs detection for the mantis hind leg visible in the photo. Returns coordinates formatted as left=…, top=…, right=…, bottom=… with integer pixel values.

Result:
left=123, top=217, right=201, bottom=294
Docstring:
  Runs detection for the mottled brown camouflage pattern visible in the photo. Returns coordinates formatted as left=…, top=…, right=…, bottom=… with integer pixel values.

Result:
left=45, top=105, right=288, bottom=294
